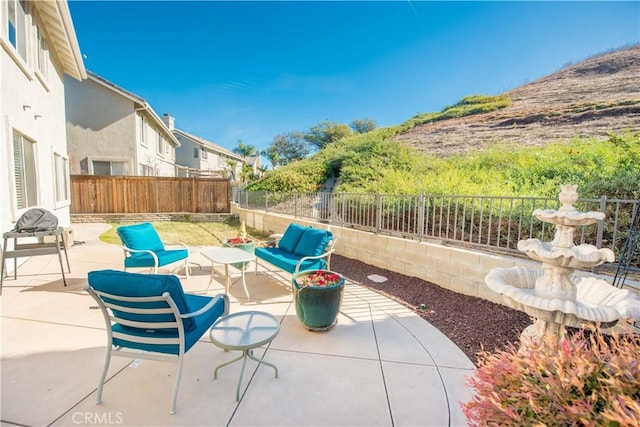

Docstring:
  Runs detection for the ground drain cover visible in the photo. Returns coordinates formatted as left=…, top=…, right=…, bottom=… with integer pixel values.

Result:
left=367, top=274, right=388, bottom=283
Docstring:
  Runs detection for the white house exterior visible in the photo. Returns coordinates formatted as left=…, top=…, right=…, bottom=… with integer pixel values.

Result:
left=245, top=154, right=262, bottom=177
left=1, top=0, right=86, bottom=234
left=64, top=71, right=180, bottom=177
left=164, top=114, right=243, bottom=179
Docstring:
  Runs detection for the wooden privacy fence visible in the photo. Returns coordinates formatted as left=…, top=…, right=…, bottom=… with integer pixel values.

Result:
left=71, top=176, right=230, bottom=214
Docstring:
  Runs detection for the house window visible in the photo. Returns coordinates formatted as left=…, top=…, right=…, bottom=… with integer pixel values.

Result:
left=7, top=1, right=16, bottom=45
left=138, top=114, right=147, bottom=147
left=193, top=147, right=199, bottom=158
left=139, top=163, right=154, bottom=176
left=156, top=132, right=165, bottom=156
left=13, top=130, right=37, bottom=209
left=35, top=23, right=48, bottom=78
left=53, top=153, right=69, bottom=204
left=7, top=0, right=28, bottom=61
left=201, top=149, right=208, bottom=159
left=93, top=161, right=126, bottom=176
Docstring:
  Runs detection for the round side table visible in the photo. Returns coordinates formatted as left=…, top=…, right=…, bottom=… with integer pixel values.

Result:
left=209, top=311, right=280, bottom=401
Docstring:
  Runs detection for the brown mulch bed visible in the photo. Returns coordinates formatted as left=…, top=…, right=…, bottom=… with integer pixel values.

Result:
left=331, top=254, right=532, bottom=365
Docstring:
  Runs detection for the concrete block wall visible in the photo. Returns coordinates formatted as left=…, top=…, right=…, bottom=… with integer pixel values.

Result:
left=232, top=204, right=543, bottom=305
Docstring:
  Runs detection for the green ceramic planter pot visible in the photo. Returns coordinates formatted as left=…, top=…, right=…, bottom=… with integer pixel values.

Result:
left=292, top=270, right=345, bottom=331
left=223, top=240, right=255, bottom=269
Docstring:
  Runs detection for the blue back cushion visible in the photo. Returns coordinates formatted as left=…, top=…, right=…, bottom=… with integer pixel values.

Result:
left=278, top=223, right=308, bottom=253
left=117, top=222, right=164, bottom=252
left=293, top=228, right=333, bottom=257
left=87, top=269, right=195, bottom=332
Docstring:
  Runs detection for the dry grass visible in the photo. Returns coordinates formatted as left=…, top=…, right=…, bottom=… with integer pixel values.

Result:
left=98, top=220, right=272, bottom=246
left=395, top=45, right=640, bottom=157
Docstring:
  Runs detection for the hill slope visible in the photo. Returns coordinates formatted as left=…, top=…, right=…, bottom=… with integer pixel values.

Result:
left=395, top=45, right=640, bottom=156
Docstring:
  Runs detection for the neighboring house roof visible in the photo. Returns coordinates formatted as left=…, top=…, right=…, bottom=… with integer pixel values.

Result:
left=246, top=155, right=261, bottom=167
left=173, top=128, right=243, bottom=162
left=86, top=71, right=180, bottom=147
left=33, top=1, right=86, bottom=80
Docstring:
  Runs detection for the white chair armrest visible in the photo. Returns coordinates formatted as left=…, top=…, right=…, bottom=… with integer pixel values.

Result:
left=119, top=245, right=160, bottom=268
left=181, top=293, right=229, bottom=318
left=294, top=248, right=336, bottom=275
left=161, top=241, right=190, bottom=255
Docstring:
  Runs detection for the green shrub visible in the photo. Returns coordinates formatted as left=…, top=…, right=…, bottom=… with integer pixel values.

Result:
left=249, top=123, right=639, bottom=200
left=399, top=94, right=511, bottom=129
left=246, top=160, right=327, bottom=193
left=462, top=328, right=640, bottom=426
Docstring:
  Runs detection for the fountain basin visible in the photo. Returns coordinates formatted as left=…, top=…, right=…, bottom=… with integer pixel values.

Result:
left=485, top=266, right=640, bottom=328
left=517, top=240, right=615, bottom=268
left=533, top=209, right=605, bottom=227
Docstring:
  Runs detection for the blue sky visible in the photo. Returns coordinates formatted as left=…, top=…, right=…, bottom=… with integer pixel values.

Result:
left=68, top=1, right=640, bottom=157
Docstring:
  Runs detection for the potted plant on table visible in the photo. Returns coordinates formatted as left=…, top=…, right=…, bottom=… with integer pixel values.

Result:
left=292, top=269, right=345, bottom=331
left=222, top=221, right=255, bottom=268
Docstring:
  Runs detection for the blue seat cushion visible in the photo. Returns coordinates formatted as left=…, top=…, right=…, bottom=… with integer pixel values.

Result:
left=124, top=249, right=188, bottom=268
left=255, top=247, right=327, bottom=274
left=111, top=294, right=225, bottom=355
left=294, top=228, right=333, bottom=257
left=88, top=269, right=196, bottom=332
left=117, top=222, right=164, bottom=252
left=278, top=223, right=308, bottom=253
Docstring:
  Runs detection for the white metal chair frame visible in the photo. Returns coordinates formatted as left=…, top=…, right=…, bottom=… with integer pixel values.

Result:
left=119, top=240, right=191, bottom=278
left=86, top=286, right=229, bottom=414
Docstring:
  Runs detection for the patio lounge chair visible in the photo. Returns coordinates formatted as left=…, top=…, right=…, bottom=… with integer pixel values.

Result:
left=86, top=269, right=229, bottom=414
left=116, top=222, right=191, bottom=278
left=254, top=223, right=336, bottom=275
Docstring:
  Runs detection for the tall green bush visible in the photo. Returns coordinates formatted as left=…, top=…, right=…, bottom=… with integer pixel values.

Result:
left=246, top=159, right=327, bottom=193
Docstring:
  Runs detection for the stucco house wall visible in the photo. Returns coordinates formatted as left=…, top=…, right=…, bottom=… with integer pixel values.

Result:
left=64, top=75, right=136, bottom=175
left=174, top=133, right=197, bottom=169
left=139, top=124, right=177, bottom=177
left=65, top=72, right=180, bottom=177
left=164, top=114, right=243, bottom=178
left=1, top=0, right=85, bottom=235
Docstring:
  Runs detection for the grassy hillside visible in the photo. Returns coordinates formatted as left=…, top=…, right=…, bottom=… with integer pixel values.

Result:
left=396, top=45, right=640, bottom=156
left=247, top=94, right=514, bottom=194
left=248, top=128, right=639, bottom=199
left=247, top=46, right=640, bottom=199
left=397, top=94, right=511, bottom=132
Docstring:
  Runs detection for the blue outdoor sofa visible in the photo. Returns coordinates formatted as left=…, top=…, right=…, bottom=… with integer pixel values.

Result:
left=254, top=223, right=336, bottom=275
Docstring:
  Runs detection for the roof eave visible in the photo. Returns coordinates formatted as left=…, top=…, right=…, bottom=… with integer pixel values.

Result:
left=173, top=129, right=243, bottom=161
left=34, top=0, right=86, bottom=80
left=144, top=104, right=181, bottom=147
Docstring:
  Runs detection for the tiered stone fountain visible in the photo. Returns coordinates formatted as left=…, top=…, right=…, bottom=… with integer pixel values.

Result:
left=486, top=184, right=640, bottom=344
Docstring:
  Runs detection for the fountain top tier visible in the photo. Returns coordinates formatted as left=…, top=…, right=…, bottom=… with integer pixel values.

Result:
left=520, top=184, right=615, bottom=259
left=533, top=184, right=604, bottom=228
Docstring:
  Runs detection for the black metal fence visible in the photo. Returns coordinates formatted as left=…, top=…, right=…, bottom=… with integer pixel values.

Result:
left=234, top=188, right=640, bottom=271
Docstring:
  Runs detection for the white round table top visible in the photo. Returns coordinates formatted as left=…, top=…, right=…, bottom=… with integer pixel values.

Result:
left=209, top=311, right=280, bottom=351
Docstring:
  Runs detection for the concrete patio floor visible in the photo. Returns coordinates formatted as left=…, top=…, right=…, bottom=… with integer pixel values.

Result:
left=1, top=223, right=475, bottom=427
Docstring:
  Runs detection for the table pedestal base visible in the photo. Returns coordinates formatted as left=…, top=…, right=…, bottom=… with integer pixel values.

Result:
left=214, top=348, right=278, bottom=401
left=206, top=263, right=252, bottom=300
